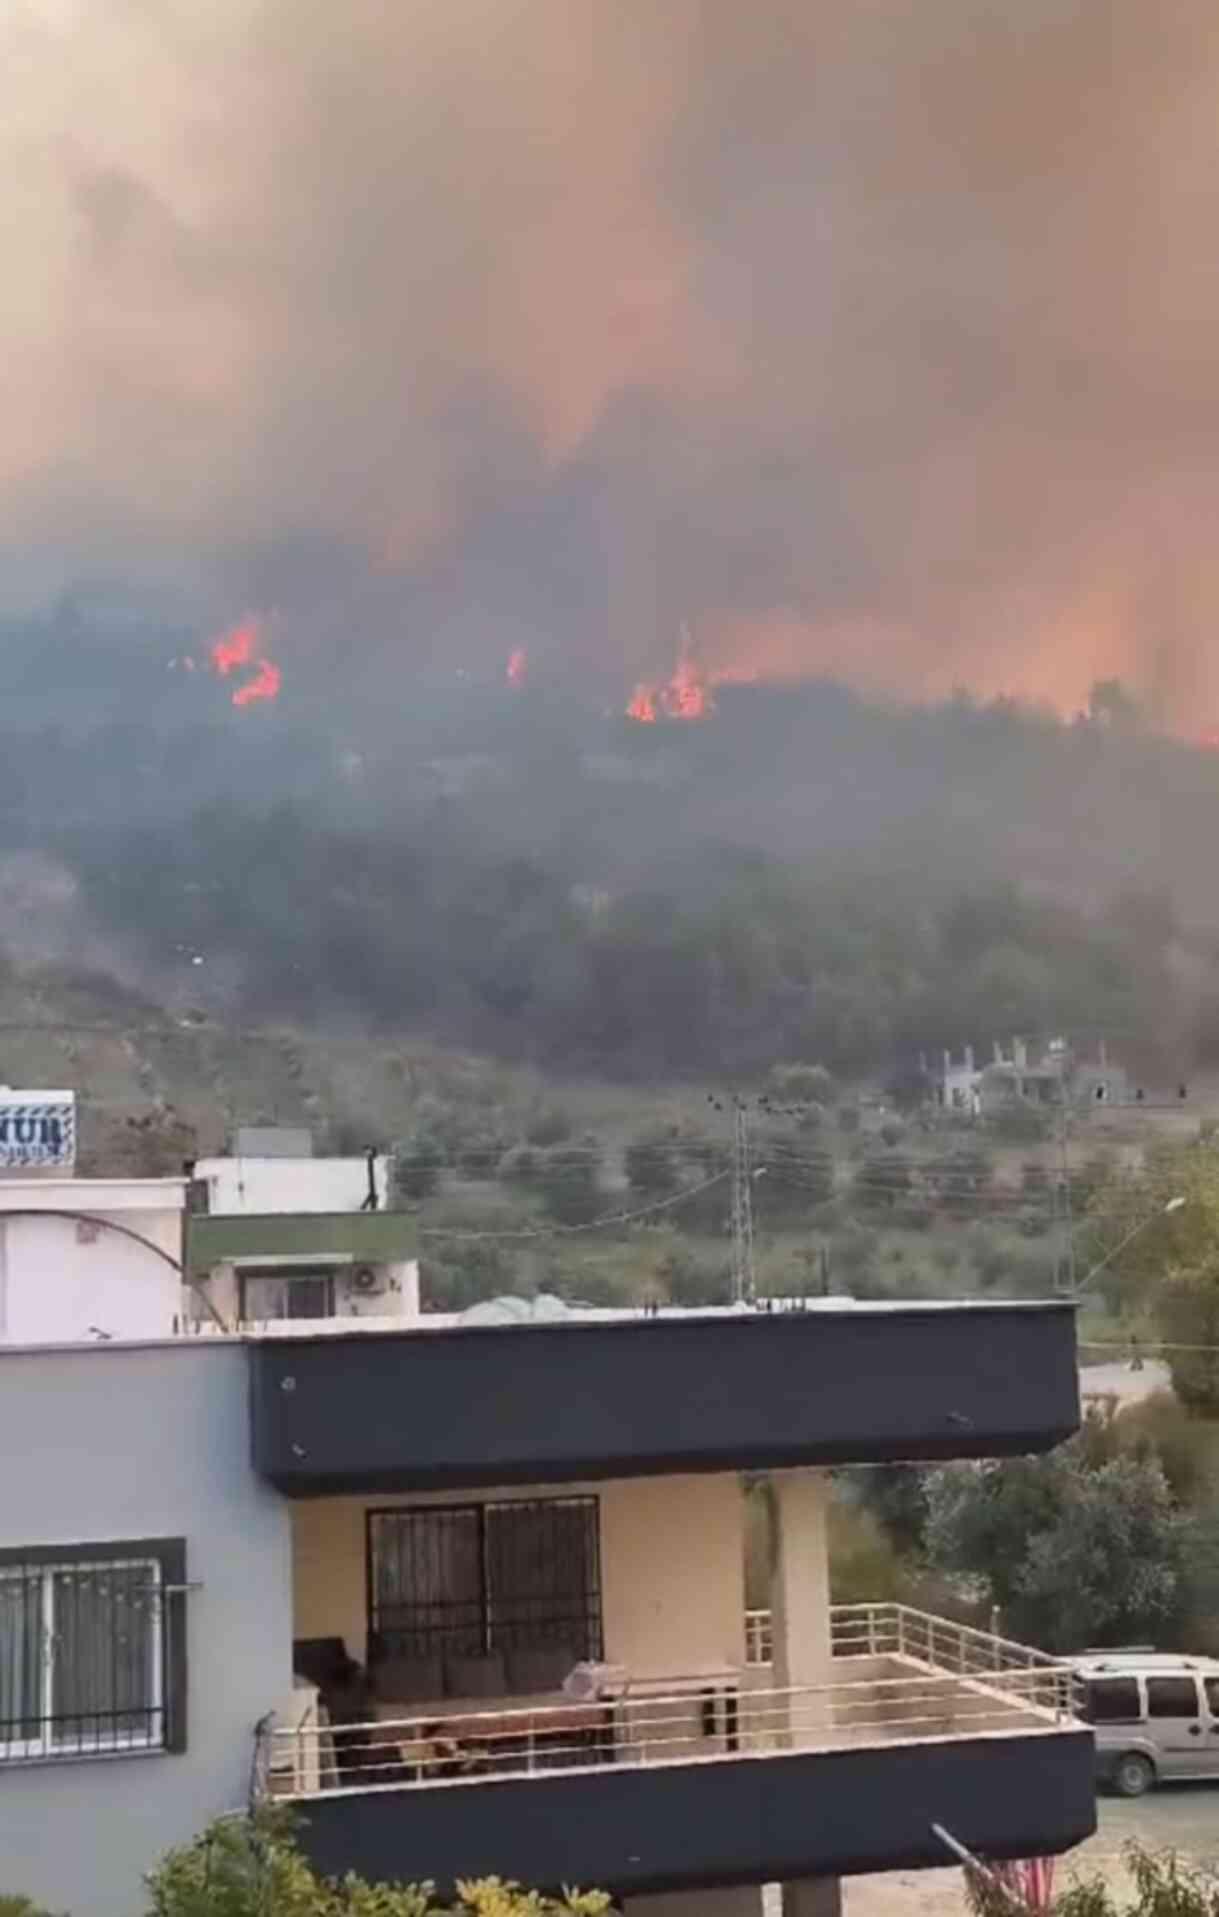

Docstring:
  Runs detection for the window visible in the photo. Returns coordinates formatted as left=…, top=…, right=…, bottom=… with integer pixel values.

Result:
left=1083, top=1678, right=1140, bottom=1724
left=240, top=1270, right=335, bottom=1322
left=0, top=1540, right=186, bottom=1762
left=368, top=1498, right=602, bottom=1663
left=1146, top=1676, right=1200, bottom=1719
left=1205, top=1678, right=1219, bottom=1716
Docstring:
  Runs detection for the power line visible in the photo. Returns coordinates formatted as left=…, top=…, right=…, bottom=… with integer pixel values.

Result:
left=419, top=1168, right=731, bottom=1242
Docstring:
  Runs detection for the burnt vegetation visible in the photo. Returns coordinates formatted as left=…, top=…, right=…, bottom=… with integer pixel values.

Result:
left=3, top=613, right=1219, bottom=1085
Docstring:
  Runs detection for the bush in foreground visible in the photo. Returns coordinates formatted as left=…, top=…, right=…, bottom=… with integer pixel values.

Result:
left=966, top=1845, right=1219, bottom=1917
left=144, top=1810, right=609, bottom=1917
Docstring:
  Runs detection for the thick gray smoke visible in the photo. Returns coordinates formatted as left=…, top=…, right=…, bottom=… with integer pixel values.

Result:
left=6, top=0, right=1219, bottom=717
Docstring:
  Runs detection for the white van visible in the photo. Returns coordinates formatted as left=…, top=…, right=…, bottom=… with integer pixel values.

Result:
left=1074, top=1652, right=1219, bottom=1796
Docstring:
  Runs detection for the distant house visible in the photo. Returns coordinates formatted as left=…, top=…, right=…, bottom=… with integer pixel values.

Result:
left=979, top=1038, right=1130, bottom=1112
left=927, top=1045, right=983, bottom=1115
left=926, top=1038, right=1130, bottom=1117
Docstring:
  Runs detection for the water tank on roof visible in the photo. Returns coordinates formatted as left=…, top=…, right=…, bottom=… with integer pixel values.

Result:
left=458, top=1293, right=572, bottom=1326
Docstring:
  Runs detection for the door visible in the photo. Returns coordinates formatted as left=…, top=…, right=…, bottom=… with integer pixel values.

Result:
left=1144, top=1675, right=1207, bottom=1777
left=1204, top=1677, right=1219, bottom=1775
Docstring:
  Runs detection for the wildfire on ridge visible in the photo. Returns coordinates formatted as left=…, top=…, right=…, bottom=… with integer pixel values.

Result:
left=209, top=618, right=282, bottom=707
left=506, top=647, right=527, bottom=686
left=232, top=657, right=283, bottom=707
left=211, top=621, right=255, bottom=677
left=626, top=629, right=716, bottom=722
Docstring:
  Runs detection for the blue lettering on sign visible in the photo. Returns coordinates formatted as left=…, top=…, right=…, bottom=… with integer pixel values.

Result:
left=0, top=1103, right=75, bottom=1166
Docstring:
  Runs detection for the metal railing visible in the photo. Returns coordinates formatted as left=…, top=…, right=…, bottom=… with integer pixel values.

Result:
left=260, top=1616, right=1075, bottom=1802
left=830, top=1604, right=1065, bottom=1679
left=744, top=1602, right=1062, bottom=1678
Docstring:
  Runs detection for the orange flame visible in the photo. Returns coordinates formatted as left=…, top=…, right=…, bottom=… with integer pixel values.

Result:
left=208, top=618, right=282, bottom=707
left=626, top=629, right=715, bottom=722
left=211, top=621, right=256, bottom=677
left=232, top=657, right=282, bottom=707
left=507, top=647, right=527, bottom=686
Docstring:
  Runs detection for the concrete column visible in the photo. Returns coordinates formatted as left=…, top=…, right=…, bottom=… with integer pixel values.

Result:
left=769, top=1471, right=840, bottom=1917
left=770, top=1469, right=832, bottom=1693
left=782, top=1881, right=842, bottom=1917
left=624, top=1891, right=764, bottom=1917
left=387, top=1258, right=421, bottom=1319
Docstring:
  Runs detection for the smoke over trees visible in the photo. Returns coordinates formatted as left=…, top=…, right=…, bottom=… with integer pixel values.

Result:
left=7, top=2, right=1219, bottom=719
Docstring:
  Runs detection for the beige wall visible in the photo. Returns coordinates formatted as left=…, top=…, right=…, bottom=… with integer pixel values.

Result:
left=292, top=1472, right=746, bottom=1675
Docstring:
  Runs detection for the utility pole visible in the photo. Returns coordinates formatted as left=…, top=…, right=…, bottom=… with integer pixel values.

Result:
left=1052, top=1041, right=1076, bottom=1294
left=730, top=1096, right=757, bottom=1307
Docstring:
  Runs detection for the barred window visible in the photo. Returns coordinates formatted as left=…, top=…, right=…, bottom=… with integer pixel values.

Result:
left=0, top=1540, right=186, bottom=1763
left=368, top=1498, right=602, bottom=1664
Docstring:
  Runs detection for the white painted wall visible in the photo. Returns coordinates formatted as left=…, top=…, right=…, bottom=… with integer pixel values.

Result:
left=0, top=1180, right=186, bottom=1344
left=194, top=1154, right=390, bottom=1214
left=291, top=1472, right=747, bottom=1675
left=0, top=1340, right=292, bottom=1917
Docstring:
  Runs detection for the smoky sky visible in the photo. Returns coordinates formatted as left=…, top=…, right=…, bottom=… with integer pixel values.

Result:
left=6, top=0, right=1219, bottom=717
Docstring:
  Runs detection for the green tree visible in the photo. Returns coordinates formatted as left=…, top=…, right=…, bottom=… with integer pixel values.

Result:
left=530, top=1138, right=603, bottom=1226
left=423, top=1240, right=516, bottom=1312
left=1078, top=1147, right=1216, bottom=1312
left=926, top=1438, right=1187, bottom=1652
left=394, top=1132, right=444, bottom=1202
left=1015, top=1456, right=1184, bottom=1651
left=853, top=1150, right=912, bottom=1212
left=623, top=1126, right=680, bottom=1197
left=767, top=1063, right=836, bottom=1106
left=1155, top=1267, right=1219, bottom=1414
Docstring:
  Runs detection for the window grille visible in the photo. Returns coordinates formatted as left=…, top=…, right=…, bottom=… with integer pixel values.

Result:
left=368, top=1498, right=602, bottom=1663
left=0, top=1539, right=186, bottom=1762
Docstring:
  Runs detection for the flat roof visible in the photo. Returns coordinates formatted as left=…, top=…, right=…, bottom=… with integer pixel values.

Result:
left=0, top=1176, right=186, bottom=1211
left=0, top=1295, right=1075, bottom=1360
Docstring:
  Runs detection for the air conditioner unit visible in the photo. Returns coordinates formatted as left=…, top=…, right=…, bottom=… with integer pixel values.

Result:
left=349, top=1265, right=388, bottom=1297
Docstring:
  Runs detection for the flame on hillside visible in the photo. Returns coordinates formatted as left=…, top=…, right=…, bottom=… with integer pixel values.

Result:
left=209, top=618, right=282, bottom=707
left=627, top=629, right=717, bottom=722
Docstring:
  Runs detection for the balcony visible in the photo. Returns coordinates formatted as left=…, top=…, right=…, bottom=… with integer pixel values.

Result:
left=263, top=1605, right=1095, bottom=1899
left=186, top=1209, right=417, bottom=1277
left=249, top=1300, right=1079, bottom=1495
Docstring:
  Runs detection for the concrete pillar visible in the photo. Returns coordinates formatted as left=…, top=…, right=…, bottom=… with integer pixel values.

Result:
left=769, top=1471, right=840, bottom=1917
left=624, top=1892, right=764, bottom=1917
left=782, top=1881, right=843, bottom=1917
left=770, top=1470, right=832, bottom=1694
left=388, top=1258, right=421, bottom=1319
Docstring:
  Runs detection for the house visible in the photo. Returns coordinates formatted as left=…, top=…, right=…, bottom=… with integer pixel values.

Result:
left=928, top=1039, right=1132, bottom=1117
left=0, top=1088, right=187, bottom=1343
left=0, top=1116, right=420, bottom=1342
left=188, top=1128, right=419, bottom=1331
left=0, top=1299, right=1095, bottom=1917
left=0, top=1170, right=186, bottom=1342
left=927, top=1046, right=983, bottom=1115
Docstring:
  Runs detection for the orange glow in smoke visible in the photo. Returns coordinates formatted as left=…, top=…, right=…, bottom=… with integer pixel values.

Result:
left=507, top=647, right=528, bottom=686
left=209, top=618, right=282, bottom=708
left=232, top=657, right=283, bottom=707
left=211, top=621, right=256, bottom=677
left=626, top=630, right=716, bottom=722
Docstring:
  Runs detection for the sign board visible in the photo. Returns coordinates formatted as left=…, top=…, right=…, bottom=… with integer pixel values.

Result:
left=0, top=1090, right=76, bottom=1170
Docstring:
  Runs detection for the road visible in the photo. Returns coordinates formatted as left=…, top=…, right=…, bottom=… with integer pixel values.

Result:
left=846, top=1790, right=1219, bottom=1917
